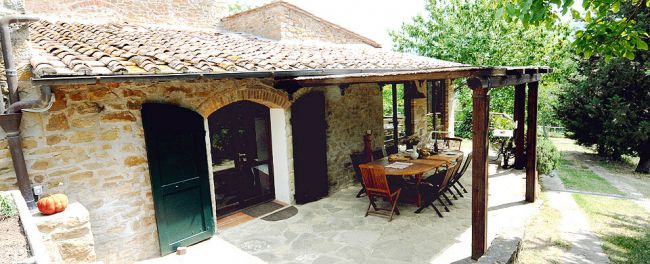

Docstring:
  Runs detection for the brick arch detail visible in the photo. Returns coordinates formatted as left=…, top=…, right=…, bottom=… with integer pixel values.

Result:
left=197, top=88, right=290, bottom=117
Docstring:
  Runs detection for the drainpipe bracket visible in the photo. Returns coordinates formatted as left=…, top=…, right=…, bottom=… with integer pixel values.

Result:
left=0, top=112, right=22, bottom=133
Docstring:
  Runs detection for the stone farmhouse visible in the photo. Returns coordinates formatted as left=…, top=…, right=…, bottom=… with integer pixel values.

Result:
left=0, top=0, right=547, bottom=262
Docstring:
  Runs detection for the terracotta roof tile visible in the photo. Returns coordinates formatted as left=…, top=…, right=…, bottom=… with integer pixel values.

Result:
left=29, top=21, right=467, bottom=78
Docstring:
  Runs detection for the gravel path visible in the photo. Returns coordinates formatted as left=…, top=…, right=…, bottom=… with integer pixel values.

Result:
left=541, top=175, right=611, bottom=264
left=580, top=159, right=650, bottom=212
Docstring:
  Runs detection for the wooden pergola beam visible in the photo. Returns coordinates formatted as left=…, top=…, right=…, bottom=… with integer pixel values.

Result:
left=467, top=74, right=540, bottom=89
left=282, top=68, right=506, bottom=87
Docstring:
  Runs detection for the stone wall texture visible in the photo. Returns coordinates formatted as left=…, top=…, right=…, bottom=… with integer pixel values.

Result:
left=0, top=78, right=292, bottom=262
left=293, top=84, right=384, bottom=191
left=219, top=2, right=380, bottom=47
left=24, top=0, right=229, bottom=29
left=33, top=202, right=96, bottom=263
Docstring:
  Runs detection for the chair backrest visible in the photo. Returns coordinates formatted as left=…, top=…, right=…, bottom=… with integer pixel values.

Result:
left=359, top=164, right=391, bottom=196
left=420, top=164, right=447, bottom=195
left=441, top=155, right=463, bottom=188
left=350, top=152, right=368, bottom=182
left=372, top=149, right=386, bottom=160
left=443, top=137, right=463, bottom=150
left=351, top=149, right=387, bottom=183
left=385, top=144, right=399, bottom=155
left=455, top=152, right=472, bottom=180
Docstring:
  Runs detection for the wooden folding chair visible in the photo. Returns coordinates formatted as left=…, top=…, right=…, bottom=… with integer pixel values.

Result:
left=441, top=155, right=464, bottom=203
left=447, top=152, right=472, bottom=197
left=359, top=163, right=402, bottom=222
left=416, top=162, right=452, bottom=216
left=350, top=149, right=387, bottom=198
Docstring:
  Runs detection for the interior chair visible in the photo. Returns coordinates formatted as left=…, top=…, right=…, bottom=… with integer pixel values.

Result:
left=359, top=163, right=402, bottom=222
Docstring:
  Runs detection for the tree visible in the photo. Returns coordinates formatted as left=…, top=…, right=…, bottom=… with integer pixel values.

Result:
left=498, top=0, right=650, bottom=61
left=556, top=6, right=650, bottom=173
left=390, top=0, right=575, bottom=138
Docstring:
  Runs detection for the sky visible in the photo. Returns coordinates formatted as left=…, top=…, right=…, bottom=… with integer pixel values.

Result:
left=238, top=0, right=428, bottom=49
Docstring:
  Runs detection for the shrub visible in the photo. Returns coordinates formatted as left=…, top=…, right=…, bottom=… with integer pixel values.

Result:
left=0, top=194, right=17, bottom=220
left=537, top=137, right=561, bottom=175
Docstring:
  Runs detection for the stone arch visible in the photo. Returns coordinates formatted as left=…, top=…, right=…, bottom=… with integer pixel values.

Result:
left=197, top=87, right=290, bottom=117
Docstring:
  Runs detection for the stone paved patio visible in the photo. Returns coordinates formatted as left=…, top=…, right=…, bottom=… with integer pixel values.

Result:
left=141, top=153, right=540, bottom=264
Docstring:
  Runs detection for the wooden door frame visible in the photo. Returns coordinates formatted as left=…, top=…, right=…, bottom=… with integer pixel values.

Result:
left=208, top=101, right=277, bottom=217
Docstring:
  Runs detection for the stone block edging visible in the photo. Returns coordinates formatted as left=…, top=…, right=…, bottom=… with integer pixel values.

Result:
left=476, top=235, right=522, bottom=264
left=9, top=190, right=50, bottom=264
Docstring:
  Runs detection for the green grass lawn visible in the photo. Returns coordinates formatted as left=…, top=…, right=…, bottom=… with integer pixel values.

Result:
left=594, top=155, right=641, bottom=174
left=573, top=194, right=650, bottom=264
left=558, top=159, right=623, bottom=195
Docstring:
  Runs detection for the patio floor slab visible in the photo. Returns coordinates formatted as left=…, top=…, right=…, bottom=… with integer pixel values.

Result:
left=141, top=155, right=539, bottom=264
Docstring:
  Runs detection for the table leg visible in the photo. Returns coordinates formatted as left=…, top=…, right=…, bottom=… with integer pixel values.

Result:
left=415, top=173, right=423, bottom=207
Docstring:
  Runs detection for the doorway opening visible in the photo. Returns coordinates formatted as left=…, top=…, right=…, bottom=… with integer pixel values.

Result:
left=208, top=101, right=275, bottom=216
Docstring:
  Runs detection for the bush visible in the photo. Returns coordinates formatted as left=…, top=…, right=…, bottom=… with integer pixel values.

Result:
left=537, top=137, right=561, bottom=175
left=0, top=194, right=17, bottom=220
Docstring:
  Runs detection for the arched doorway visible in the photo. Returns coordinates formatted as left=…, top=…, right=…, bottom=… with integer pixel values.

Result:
left=208, top=101, right=276, bottom=216
left=141, top=103, right=215, bottom=255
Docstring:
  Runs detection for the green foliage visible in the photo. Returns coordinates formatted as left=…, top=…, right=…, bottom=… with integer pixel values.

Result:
left=0, top=194, right=17, bottom=220
left=537, top=137, right=562, bottom=175
left=390, top=0, right=576, bottom=138
left=381, top=84, right=405, bottom=117
left=556, top=55, right=650, bottom=172
left=498, top=0, right=650, bottom=61
left=227, top=1, right=251, bottom=15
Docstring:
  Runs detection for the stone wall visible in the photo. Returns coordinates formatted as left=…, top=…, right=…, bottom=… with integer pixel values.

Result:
left=24, top=0, right=228, bottom=29
left=0, top=78, right=291, bottom=262
left=219, top=1, right=380, bottom=47
left=294, top=84, right=384, bottom=191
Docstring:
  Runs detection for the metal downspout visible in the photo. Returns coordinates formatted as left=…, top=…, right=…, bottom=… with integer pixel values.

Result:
left=0, top=15, right=41, bottom=209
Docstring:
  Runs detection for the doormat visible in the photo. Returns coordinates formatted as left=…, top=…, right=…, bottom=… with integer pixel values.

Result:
left=218, top=212, right=255, bottom=230
left=261, top=206, right=298, bottom=221
left=242, top=201, right=284, bottom=217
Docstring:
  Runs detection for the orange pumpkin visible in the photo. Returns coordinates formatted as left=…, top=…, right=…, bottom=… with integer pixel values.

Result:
left=37, top=194, right=68, bottom=215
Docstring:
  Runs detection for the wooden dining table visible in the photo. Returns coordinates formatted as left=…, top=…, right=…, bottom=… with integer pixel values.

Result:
left=365, top=157, right=445, bottom=207
left=365, top=150, right=465, bottom=208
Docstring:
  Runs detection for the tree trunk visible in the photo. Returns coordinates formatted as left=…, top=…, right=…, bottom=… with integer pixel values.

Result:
left=636, top=140, right=650, bottom=174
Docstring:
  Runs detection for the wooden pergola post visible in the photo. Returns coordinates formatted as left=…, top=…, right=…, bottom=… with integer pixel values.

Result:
left=470, top=86, right=490, bottom=260
left=513, top=84, right=526, bottom=169
left=525, top=81, right=539, bottom=202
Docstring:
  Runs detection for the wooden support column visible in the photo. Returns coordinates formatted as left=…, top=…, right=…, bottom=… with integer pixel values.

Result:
left=470, top=86, right=490, bottom=260
left=404, top=83, right=414, bottom=149
left=513, top=84, right=526, bottom=169
left=525, top=82, right=539, bottom=202
left=391, top=83, right=399, bottom=146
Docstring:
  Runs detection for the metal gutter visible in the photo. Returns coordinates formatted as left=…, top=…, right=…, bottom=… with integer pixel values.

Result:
left=30, top=68, right=454, bottom=86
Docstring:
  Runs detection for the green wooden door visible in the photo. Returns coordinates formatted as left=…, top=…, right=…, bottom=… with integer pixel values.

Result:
left=141, top=103, right=215, bottom=255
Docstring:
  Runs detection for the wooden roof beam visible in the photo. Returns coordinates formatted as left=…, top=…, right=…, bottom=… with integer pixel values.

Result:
left=467, top=74, right=540, bottom=89
left=281, top=67, right=507, bottom=87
